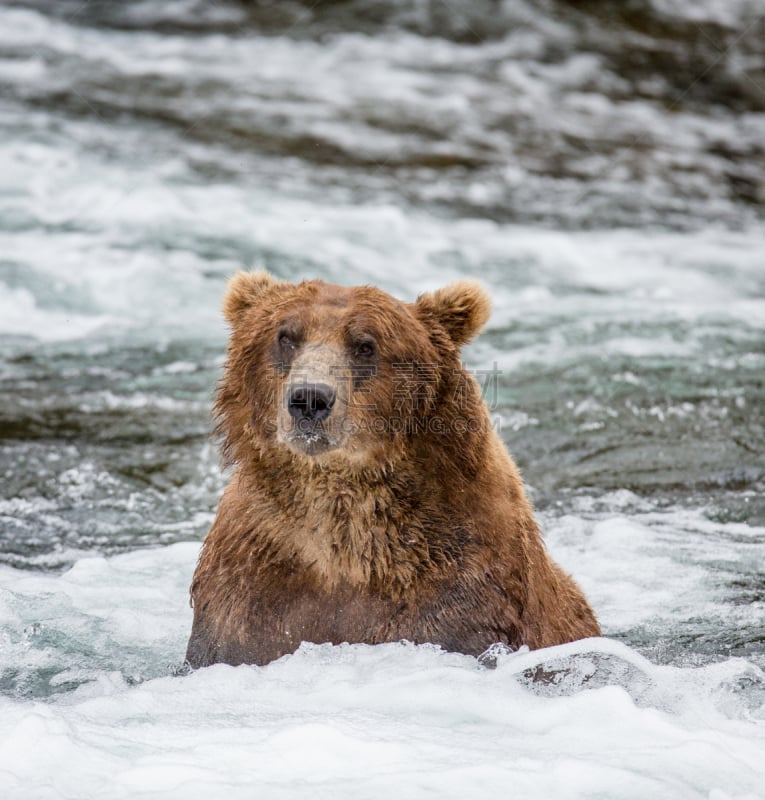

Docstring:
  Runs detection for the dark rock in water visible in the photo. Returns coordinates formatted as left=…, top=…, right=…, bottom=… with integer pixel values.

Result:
left=516, top=650, right=655, bottom=703
left=478, top=642, right=516, bottom=669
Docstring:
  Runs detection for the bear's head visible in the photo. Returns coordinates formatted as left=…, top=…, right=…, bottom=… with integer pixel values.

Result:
left=216, top=271, right=491, bottom=469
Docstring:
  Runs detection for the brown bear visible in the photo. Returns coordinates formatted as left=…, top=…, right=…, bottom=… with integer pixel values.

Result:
left=185, top=271, right=599, bottom=668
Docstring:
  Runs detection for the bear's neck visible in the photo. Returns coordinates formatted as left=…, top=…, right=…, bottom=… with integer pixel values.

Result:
left=234, top=444, right=468, bottom=594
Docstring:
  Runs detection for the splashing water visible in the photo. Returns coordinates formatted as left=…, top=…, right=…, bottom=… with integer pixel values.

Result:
left=1, top=1, right=764, bottom=797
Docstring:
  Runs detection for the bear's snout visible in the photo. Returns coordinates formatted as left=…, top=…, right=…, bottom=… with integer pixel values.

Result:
left=287, top=382, right=336, bottom=424
left=276, top=343, right=351, bottom=456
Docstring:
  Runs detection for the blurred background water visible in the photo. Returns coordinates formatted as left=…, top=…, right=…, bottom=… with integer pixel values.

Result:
left=0, top=0, right=764, bottom=701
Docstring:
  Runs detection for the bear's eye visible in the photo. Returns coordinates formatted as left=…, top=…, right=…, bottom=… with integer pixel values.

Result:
left=355, top=340, right=376, bottom=358
left=278, top=333, right=296, bottom=350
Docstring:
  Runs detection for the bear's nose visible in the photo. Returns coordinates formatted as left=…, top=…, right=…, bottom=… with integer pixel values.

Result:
left=287, top=383, right=336, bottom=424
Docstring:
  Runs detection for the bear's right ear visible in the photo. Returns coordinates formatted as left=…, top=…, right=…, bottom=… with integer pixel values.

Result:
left=223, top=270, right=279, bottom=325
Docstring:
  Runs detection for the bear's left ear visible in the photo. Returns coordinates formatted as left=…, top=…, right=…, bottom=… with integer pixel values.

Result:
left=413, top=280, right=492, bottom=346
left=223, top=270, right=280, bottom=325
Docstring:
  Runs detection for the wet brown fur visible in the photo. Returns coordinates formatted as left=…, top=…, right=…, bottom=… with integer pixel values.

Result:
left=186, top=272, right=599, bottom=667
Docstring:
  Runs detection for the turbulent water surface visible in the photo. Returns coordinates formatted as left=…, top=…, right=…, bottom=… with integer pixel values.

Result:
left=0, top=1, right=764, bottom=798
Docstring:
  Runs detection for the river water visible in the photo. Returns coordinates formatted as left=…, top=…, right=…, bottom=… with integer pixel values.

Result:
left=0, top=1, right=764, bottom=797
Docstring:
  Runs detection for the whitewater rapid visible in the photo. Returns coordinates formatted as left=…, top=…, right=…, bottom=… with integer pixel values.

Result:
left=1, top=542, right=765, bottom=800
left=1, top=1, right=764, bottom=797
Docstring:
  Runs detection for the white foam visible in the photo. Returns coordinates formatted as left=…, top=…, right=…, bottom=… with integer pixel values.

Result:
left=77, top=391, right=206, bottom=414
left=2, top=71, right=764, bottom=350
left=3, top=185, right=764, bottom=354
left=1, top=7, right=764, bottom=350
left=0, top=534, right=762, bottom=799
left=0, top=285, right=109, bottom=342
